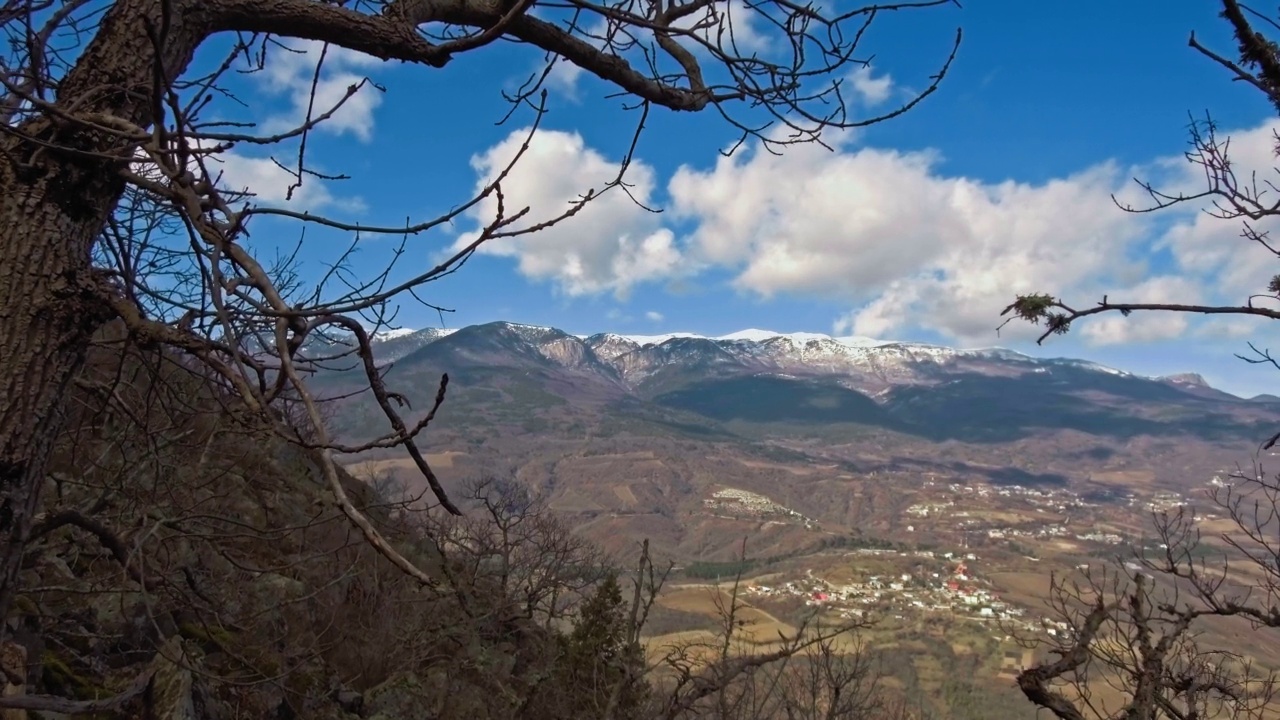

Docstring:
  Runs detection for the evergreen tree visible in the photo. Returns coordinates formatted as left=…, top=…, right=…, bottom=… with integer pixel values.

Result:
left=537, top=573, right=650, bottom=719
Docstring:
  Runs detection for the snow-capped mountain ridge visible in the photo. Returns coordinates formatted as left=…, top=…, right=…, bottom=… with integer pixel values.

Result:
left=358, top=322, right=1199, bottom=394
left=369, top=327, right=421, bottom=341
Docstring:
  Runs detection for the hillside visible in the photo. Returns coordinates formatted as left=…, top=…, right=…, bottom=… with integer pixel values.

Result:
left=5, top=326, right=669, bottom=719
left=16, top=322, right=1275, bottom=719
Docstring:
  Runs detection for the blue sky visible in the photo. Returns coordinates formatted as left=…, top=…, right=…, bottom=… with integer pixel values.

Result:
left=204, top=0, right=1280, bottom=397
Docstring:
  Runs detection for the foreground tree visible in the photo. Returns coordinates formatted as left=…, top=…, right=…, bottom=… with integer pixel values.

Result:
left=0, top=0, right=961, bottom=631
left=1005, top=2, right=1280, bottom=718
left=1015, top=472, right=1280, bottom=720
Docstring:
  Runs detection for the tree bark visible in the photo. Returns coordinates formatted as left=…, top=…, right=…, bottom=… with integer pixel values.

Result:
left=0, top=166, right=113, bottom=627
left=0, top=0, right=210, bottom=630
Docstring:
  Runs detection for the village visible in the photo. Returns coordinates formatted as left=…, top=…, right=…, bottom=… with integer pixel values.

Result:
left=697, top=474, right=1223, bottom=642
left=703, top=473, right=1210, bottom=557
left=901, top=480, right=1208, bottom=549
left=742, top=549, right=1068, bottom=638
left=702, top=486, right=819, bottom=529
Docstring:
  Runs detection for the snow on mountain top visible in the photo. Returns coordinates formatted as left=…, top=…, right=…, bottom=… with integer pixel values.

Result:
left=347, top=323, right=1218, bottom=391
left=716, top=329, right=801, bottom=343
left=498, top=321, right=553, bottom=331
left=719, top=330, right=898, bottom=349
left=1161, top=372, right=1209, bottom=386
left=614, top=332, right=704, bottom=346
left=612, top=329, right=900, bottom=348
left=1049, top=358, right=1131, bottom=377
left=368, top=327, right=457, bottom=342
left=370, top=327, right=420, bottom=341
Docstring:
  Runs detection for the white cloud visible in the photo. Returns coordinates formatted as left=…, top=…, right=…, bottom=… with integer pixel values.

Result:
left=129, top=138, right=360, bottom=214
left=453, top=128, right=688, bottom=298
left=529, top=14, right=608, bottom=102
left=848, top=66, right=893, bottom=106
left=454, top=114, right=1280, bottom=349
left=1078, top=276, right=1204, bottom=345
left=670, top=138, right=1153, bottom=345
left=212, top=150, right=364, bottom=214
left=257, top=39, right=384, bottom=142
left=674, top=0, right=771, bottom=55
left=645, top=310, right=665, bottom=321
left=535, top=2, right=769, bottom=98
left=546, top=57, right=586, bottom=101
left=1195, top=315, right=1271, bottom=340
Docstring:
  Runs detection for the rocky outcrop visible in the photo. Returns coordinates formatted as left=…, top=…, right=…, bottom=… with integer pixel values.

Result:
left=147, top=637, right=195, bottom=720
left=0, top=642, right=25, bottom=720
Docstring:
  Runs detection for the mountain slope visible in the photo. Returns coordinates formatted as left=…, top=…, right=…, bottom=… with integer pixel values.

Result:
left=315, top=322, right=1280, bottom=567
left=654, top=375, right=902, bottom=427
left=315, top=322, right=1274, bottom=449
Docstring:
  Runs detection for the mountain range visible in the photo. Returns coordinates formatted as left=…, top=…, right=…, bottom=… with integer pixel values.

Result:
left=313, top=321, right=1277, bottom=443
left=357, top=323, right=1233, bottom=394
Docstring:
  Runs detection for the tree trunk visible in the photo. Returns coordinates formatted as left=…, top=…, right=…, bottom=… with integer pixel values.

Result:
left=0, top=163, right=118, bottom=633
left=0, top=0, right=211, bottom=631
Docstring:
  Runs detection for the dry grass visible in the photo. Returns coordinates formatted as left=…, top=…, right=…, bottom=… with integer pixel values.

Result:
left=967, top=509, right=1041, bottom=524
left=345, top=452, right=467, bottom=474
left=613, top=485, right=639, bottom=506
left=987, top=571, right=1055, bottom=612
left=1197, top=517, right=1243, bottom=536
left=737, top=459, right=817, bottom=476
left=642, top=585, right=811, bottom=661
left=1091, top=470, right=1158, bottom=487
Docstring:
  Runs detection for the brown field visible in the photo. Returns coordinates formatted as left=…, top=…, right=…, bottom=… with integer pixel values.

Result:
left=737, top=459, right=817, bottom=475
left=1197, top=516, right=1243, bottom=536
left=968, top=509, right=1041, bottom=524
left=658, top=586, right=767, bottom=617
left=344, top=452, right=467, bottom=475
left=1090, top=469, right=1157, bottom=487
left=987, top=571, right=1055, bottom=613
left=613, top=485, right=639, bottom=506
left=643, top=585, right=812, bottom=660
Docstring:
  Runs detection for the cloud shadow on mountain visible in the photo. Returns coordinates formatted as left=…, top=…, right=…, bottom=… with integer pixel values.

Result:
left=654, top=373, right=1273, bottom=445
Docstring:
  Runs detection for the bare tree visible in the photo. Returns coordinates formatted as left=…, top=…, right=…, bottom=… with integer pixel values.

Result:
left=773, top=635, right=896, bottom=720
left=1001, top=0, right=1280, bottom=364
left=0, top=0, right=961, bottom=634
left=426, top=476, right=608, bottom=625
left=1016, top=469, right=1280, bottom=720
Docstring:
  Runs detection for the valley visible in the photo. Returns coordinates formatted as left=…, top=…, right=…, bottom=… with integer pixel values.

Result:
left=324, top=321, right=1280, bottom=718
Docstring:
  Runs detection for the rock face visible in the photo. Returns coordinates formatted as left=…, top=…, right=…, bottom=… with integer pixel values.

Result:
left=365, top=673, right=431, bottom=720
left=147, top=637, right=195, bottom=720
left=1161, top=372, right=1210, bottom=387
left=0, top=642, right=26, bottom=720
